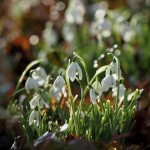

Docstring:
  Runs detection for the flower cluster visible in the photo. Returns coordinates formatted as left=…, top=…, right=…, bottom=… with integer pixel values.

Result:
left=90, top=61, right=126, bottom=104
left=21, top=52, right=141, bottom=143
left=25, top=67, right=50, bottom=126
left=25, top=67, right=48, bottom=94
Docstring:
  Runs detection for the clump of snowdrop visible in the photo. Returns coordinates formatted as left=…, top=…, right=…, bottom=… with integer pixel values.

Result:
left=18, top=51, right=142, bottom=142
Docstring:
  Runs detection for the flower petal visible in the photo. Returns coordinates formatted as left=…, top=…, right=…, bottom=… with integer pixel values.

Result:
left=32, top=67, right=47, bottom=86
left=30, top=94, right=39, bottom=109
left=54, top=76, right=65, bottom=90
left=75, top=62, right=82, bottom=80
left=101, top=75, right=116, bottom=92
left=29, top=110, right=39, bottom=126
left=119, top=84, right=125, bottom=99
left=112, top=84, right=125, bottom=102
left=92, top=81, right=103, bottom=97
left=50, top=86, right=61, bottom=103
left=90, top=88, right=97, bottom=104
left=68, top=62, right=76, bottom=82
left=25, top=77, right=39, bottom=94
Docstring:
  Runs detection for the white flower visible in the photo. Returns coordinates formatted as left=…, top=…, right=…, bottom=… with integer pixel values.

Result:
left=53, top=76, right=66, bottom=90
left=29, top=110, right=39, bottom=126
left=90, top=88, right=97, bottom=104
left=93, top=81, right=103, bottom=96
left=50, top=76, right=66, bottom=103
left=101, top=75, right=116, bottom=92
left=119, top=22, right=135, bottom=42
left=110, top=62, right=121, bottom=77
left=50, top=87, right=62, bottom=102
left=105, top=62, right=121, bottom=81
left=68, top=62, right=82, bottom=82
left=32, top=67, right=47, bottom=86
left=43, top=21, right=58, bottom=46
left=90, top=82, right=103, bottom=104
left=112, top=84, right=126, bottom=102
left=65, top=0, right=85, bottom=25
left=25, top=77, right=39, bottom=94
left=29, top=94, right=49, bottom=109
left=29, top=94, right=39, bottom=109
left=62, top=23, right=75, bottom=42
left=101, top=19, right=112, bottom=38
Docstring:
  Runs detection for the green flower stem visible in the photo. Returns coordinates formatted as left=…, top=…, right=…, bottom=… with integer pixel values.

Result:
left=37, top=94, right=42, bottom=135
left=57, top=104, right=65, bottom=124
left=51, top=103, right=59, bottom=121
left=73, top=52, right=90, bottom=84
left=66, top=61, right=79, bottom=135
left=84, top=65, right=109, bottom=98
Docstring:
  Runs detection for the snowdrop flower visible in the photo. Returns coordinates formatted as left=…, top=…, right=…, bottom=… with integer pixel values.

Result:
left=101, top=75, right=116, bottom=92
left=90, top=82, right=103, bottom=104
left=29, top=110, right=39, bottom=126
left=43, top=22, right=58, bottom=46
left=68, top=62, right=82, bottom=82
left=53, top=76, right=66, bottom=90
left=50, top=76, right=66, bottom=103
left=65, top=0, right=85, bottom=25
left=32, top=67, right=47, bottom=86
left=112, top=84, right=126, bottom=102
left=119, top=22, right=135, bottom=42
left=110, top=62, right=118, bottom=74
left=29, top=94, right=39, bottom=109
left=90, top=88, right=98, bottom=104
left=62, top=23, right=75, bottom=42
left=29, top=94, right=49, bottom=109
left=106, top=62, right=121, bottom=80
left=93, top=81, right=103, bottom=96
left=101, top=19, right=112, bottom=38
left=25, top=77, right=39, bottom=94
left=89, top=7, right=111, bottom=43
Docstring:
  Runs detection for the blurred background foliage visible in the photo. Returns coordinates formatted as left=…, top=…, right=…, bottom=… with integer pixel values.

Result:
left=0, top=0, right=149, bottom=102
left=0, top=0, right=150, bottom=148
left=0, top=0, right=150, bottom=103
